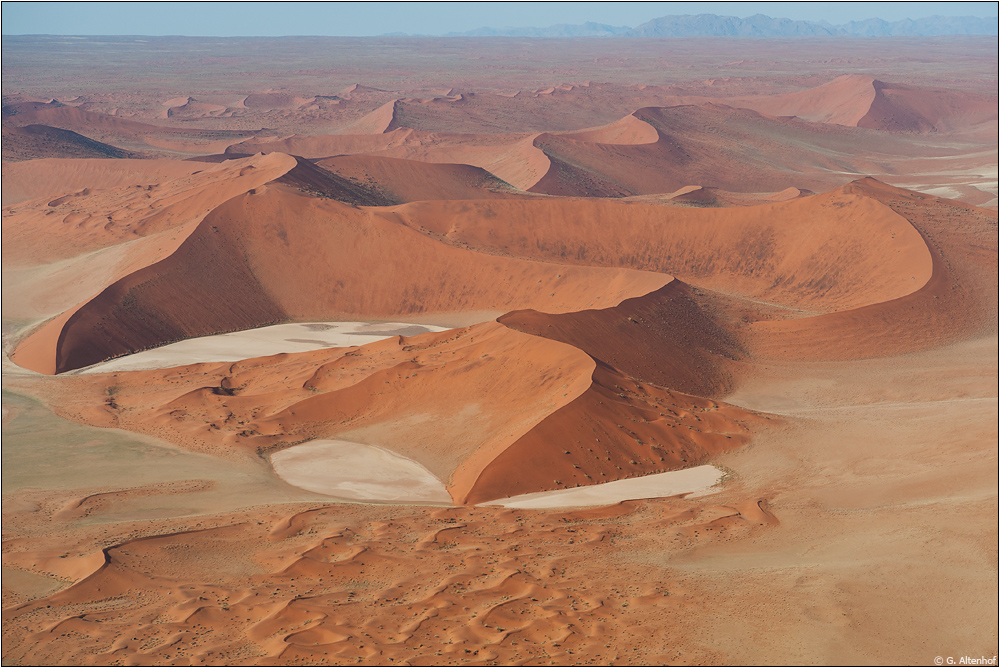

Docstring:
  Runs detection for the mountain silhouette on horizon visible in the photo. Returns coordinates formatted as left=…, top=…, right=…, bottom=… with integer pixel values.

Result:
left=436, top=13, right=997, bottom=38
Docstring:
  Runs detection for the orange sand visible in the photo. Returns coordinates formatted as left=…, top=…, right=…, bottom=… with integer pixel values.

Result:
left=2, top=49, right=996, bottom=666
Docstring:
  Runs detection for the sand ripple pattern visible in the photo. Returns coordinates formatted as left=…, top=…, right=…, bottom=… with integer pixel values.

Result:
left=2, top=499, right=777, bottom=665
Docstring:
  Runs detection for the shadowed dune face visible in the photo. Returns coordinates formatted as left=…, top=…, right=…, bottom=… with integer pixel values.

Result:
left=499, top=280, right=744, bottom=397
left=3, top=103, right=258, bottom=153
left=1, top=124, right=138, bottom=162
left=38, top=321, right=593, bottom=501
left=1, top=153, right=299, bottom=338
left=37, top=310, right=763, bottom=505
left=747, top=179, right=999, bottom=360
left=10, top=178, right=935, bottom=376
left=858, top=79, right=999, bottom=134
left=314, top=155, right=519, bottom=203
left=2, top=39, right=998, bottom=666
left=11, top=181, right=669, bottom=374
left=528, top=103, right=931, bottom=197
left=394, top=188, right=934, bottom=313
left=228, top=130, right=552, bottom=191
left=461, top=364, right=767, bottom=505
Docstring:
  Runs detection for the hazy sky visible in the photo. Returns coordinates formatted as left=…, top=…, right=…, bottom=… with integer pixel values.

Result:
left=3, top=1, right=997, bottom=36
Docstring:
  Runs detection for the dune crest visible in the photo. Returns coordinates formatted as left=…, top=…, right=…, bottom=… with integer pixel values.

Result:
left=393, top=185, right=934, bottom=313
left=556, top=113, right=660, bottom=145
left=314, top=155, right=517, bottom=202
left=739, top=74, right=999, bottom=134
left=11, top=178, right=673, bottom=374
left=337, top=99, right=402, bottom=134
left=1, top=158, right=211, bottom=206
left=227, top=129, right=551, bottom=191
left=746, top=178, right=999, bottom=359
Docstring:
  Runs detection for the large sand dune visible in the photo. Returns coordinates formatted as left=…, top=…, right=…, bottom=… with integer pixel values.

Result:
left=11, top=180, right=670, bottom=374
left=392, top=187, right=933, bottom=312
left=227, top=129, right=552, bottom=191
left=2, top=153, right=297, bottom=335
left=1, top=124, right=139, bottom=162
left=528, top=103, right=931, bottom=196
left=742, top=74, right=999, bottom=134
left=314, top=155, right=519, bottom=202
left=3, top=37, right=996, bottom=666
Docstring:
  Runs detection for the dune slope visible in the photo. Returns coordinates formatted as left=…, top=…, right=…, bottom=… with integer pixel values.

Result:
left=11, top=182, right=670, bottom=374
left=393, top=186, right=934, bottom=313
left=747, top=179, right=999, bottom=360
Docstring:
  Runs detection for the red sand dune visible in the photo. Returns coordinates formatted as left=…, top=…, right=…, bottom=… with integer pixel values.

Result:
left=391, top=186, right=933, bottom=313
left=271, top=155, right=395, bottom=205
left=556, top=113, right=660, bottom=145
left=500, top=281, right=743, bottom=397
left=350, top=74, right=996, bottom=138
left=745, top=74, right=880, bottom=126
left=527, top=104, right=916, bottom=196
left=2, top=153, right=296, bottom=334
left=12, top=169, right=982, bottom=510
left=225, top=128, right=414, bottom=158
left=1, top=157, right=210, bottom=206
left=162, top=97, right=229, bottom=120
left=225, top=95, right=947, bottom=198
left=242, top=91, right=315, bottom=111
left=462, top=280, right=770, bottom=504
left=3, top=152, right=296, bottom=264
left=742, top=74, right=999, bottom=134
left=647, top=184, right=813, bottom=207
left=1, top=124, right=139, bottom=162
left=746, top=178, right=999, bottom=360
left=47, top=321, right=596, bottom=491
left=2, top=498, right=779, bottom=665
left=5, top=103, right=258, bottom=152
left=218, top=74, right=997, bottom=200
left=40, top=290, right=764, bottom=505
left=314, top=155, right=518, bottom=202
left=337, top=99, right=402, bottom=134
left=10, top=174, right=669, bottom=374
left=10, top=177, right=934, bottom=376
left=369, top=87, right=630, bottom=134
left=228, top=129, right=551, bottom=191
left=463, top=364, right=766, bottom=504
left=7, top=104, right=186, bottom=137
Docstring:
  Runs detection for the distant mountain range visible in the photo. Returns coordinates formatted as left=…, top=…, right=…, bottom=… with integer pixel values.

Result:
left=437, top=13, right=997, bottom=38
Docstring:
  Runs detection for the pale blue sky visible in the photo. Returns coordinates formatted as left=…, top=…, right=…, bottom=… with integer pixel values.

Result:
left=2, top=2, right=997, bottom=36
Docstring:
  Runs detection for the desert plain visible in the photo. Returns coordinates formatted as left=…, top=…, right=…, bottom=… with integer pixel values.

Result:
left=1, top=34, right=998, bottom=665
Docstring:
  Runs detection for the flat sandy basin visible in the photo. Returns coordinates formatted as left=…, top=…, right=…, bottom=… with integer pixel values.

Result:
left=481, top=465, right=724, bottom=509
left=76, top=321, right=449, bottom=373
left=271, top=442, right=722, bottom=508
left=270, top=439, right=452, bottom=504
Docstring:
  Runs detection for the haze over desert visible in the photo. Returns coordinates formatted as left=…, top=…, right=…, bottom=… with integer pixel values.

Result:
left=1, top=3, right=998, bottom=666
